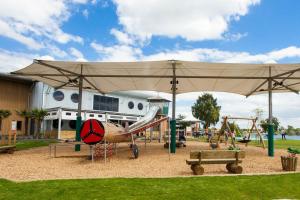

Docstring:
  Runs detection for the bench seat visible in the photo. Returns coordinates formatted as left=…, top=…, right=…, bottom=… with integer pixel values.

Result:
left=0, top=145, right=16, bottom=154
left=186, top=150, right=245, bottom=175
left=187, top=158, right=242, bottom=165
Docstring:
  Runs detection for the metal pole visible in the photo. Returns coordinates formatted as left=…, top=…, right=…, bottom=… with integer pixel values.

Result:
left=104, top=138, right=107, bottom=164
left=90, top=145, right=94, bottom=162
left=268, top=66, right=274, bottom=157
left=75, top=65, right=83, bottom=151
left=58, top=108, right=62, bottom=140
left=170, top=61, right=177, bottom=153
left=168, top=118, right=171, bottom=160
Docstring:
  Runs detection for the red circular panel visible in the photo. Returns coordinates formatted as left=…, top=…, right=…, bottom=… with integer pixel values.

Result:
left=80, top=119, right=105, bottom=145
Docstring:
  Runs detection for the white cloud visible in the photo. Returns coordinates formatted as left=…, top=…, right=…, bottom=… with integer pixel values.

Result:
left=0, top=49, right=33, bottom=72
left=82, top=9, right=89, bottom=18
left=224, top=32, right=248, bottom=41
left=110, top=28, right=134, bottom=45
left=143, top=46, right=300, bottom=63
left=69, top=47, right=87, bottom=61
left=99, top=0, right=109, bottom=7
left=267, top=46, right=300, bottom=60
left=91, top=42, right=300, bottom=64
left=38, top=55, right=55, bottom=61
left=0, top=0, right=83, bottom=49
left=90, top=42, right=142, bottom=61
left=0, top=49, right=54, bottom=72
left=90, top=33, right=300, bottom=65
left=71, top=0, right=90, bottom=3
left=113, top=0, right=260, bottom=41
left=0, top=20, right=43, bottom=50
left=46, top=44, right=68, bottom=58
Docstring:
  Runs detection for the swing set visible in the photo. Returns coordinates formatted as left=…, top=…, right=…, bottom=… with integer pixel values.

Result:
left=217, top=116, right=265, bottom=148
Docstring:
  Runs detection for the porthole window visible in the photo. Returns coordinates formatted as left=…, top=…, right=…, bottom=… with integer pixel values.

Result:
left=128, top=101, right=134, bottom=109
left=53, top=91, right=64, bottom=101
left=71, top=93, right=79, bottom=103
left=138, top=103, right=143, bottom=110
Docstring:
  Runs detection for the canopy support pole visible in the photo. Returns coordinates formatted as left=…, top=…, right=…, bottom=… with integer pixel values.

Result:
left=75, top=65, right=83, bottom=151
left=268, top=66, right=274, bottom=157
left=170, top=61, right=177, bottom=153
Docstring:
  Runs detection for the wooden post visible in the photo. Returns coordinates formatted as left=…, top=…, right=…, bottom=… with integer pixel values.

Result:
left=8, top=131, right=11, bottom=145
left=224, top=117, right=236, bottom=147
left=104, top=138, right=107, bottom=164
left=13, top=132, right=17, bottom=145
left=253, top=122, right=265, bottom=148
left=10, top=120, right=17, bottom=145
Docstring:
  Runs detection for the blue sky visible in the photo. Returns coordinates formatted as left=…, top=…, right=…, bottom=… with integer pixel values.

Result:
left=1, top=0, right=300, bottom=127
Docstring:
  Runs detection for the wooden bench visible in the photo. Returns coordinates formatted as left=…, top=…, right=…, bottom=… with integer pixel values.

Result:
left=49, top=142, right=89, bottom=158
left=186, top=150, right=245, bottom=175
left=0, top=145, right=16, bottom=154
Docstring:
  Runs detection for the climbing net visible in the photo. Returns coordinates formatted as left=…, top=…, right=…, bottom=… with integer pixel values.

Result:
left=94, top=143, right=116, bottom=159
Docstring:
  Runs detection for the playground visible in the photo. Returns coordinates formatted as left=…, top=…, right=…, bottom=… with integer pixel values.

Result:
left=0, top=140, right=298, bottom=182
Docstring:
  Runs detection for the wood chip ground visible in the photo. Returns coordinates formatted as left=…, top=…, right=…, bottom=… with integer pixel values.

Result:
left=0, top=141, right=298, bottom=181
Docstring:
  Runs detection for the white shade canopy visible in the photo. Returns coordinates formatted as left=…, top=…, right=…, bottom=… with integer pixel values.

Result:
left=12, top=59, right=300, bottom=96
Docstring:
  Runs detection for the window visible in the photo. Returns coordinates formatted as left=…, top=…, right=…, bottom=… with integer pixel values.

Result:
left=52, top=119, right=63, bottom=129
left=69, top=120, right=76, bottom=129
left=128, top=101, right=134, bottom=109
left=93, top=95, right=119, bottom=112
left=66, top=112, right=71, bottom=116
left=89, top=114, right=94, bottom=117
left=17, top=121, right=22, bottom=131
left=53, top=91, right=64, bottom=101
left=126, top=117, right=137, bottom=120
left=71, top=93, right=79, bottom=103
left=138, top=103, right=143, bottom=110
left=110, top=115, right=123, bottom=119
left=98, top=115, right=102, bottom=118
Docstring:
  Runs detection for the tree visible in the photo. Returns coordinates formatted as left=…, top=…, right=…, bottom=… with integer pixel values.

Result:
left=177, top=114, right=191, bottom=129
left=16, top=110, right=31, bottom=135
left=0, top=109, right=12, bottom=135
left=220, top=121, right=242, bottom=137
left=286, top=125, right=295, bottom=135
left=260, top=117, right=280, bottom=133
left=192, top=93, right=221, bottom=129
left=31, top=108, right=48, bottom=138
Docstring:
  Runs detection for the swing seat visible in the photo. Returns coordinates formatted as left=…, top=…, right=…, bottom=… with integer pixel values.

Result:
left=238, top=139, right=252, bottom=144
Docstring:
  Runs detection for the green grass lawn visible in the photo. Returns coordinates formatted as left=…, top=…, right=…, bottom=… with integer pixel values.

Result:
left=249, top=139, right=300, bottom=150
left=15, top=139, right=57, bottom=150
left=0, top=174, right=299, bottom=200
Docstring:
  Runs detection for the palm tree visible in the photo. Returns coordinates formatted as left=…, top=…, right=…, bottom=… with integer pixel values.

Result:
left=0, top=109, right=12, bottom=137
left=31, top=108, right=48, bottom=138
left=16, top=110, right=31, bottom=135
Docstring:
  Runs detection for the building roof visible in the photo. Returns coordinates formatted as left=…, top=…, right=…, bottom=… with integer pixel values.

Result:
left=0, top=72, right=33, bottom=84
left=12, top=59, right=300, bottom=96
left=148, top=95, right=171, bottom=102
left=110, top=91, right=154, bottom=99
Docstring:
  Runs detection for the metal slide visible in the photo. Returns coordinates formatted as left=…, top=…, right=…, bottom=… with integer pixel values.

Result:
left=128, top=106, right=160, bottom=132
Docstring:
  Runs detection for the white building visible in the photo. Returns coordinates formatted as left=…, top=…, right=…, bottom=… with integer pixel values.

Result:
left=31, top=82, right=155, bottom=139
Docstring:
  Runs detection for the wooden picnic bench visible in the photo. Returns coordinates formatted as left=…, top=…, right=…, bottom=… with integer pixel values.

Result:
left=49, top=142, right=87, bottom=158
left=0, top=145, right=16, bottom=154
left=186, top=150, right=245, bottom=175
